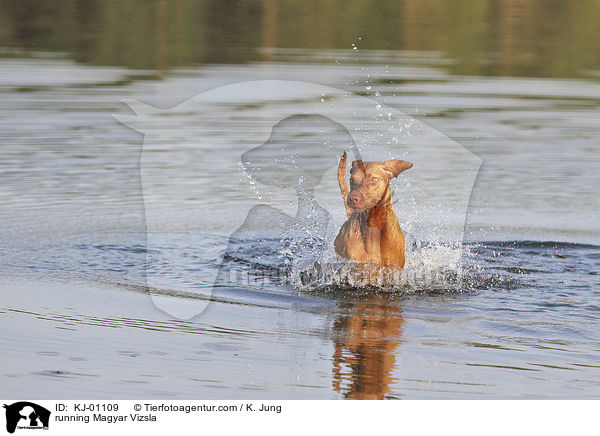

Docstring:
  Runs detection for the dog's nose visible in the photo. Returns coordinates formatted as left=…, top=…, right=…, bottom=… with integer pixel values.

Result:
left=348, top=193, right=361, bottom=205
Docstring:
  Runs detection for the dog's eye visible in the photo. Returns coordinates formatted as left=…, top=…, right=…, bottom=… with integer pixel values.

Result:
left=371, top=177, right=378, bottom=184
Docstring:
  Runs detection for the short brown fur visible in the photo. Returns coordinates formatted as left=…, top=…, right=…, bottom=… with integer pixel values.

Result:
left=334, top=152, right=412, bottom=268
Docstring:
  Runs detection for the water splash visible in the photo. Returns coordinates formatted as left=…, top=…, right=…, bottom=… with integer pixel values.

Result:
left=285, top=238, right=472, bottom=295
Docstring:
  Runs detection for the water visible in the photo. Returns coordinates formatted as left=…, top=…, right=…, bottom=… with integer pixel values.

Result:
left=2, top=237, right=599, bottom=399
left=1, top=10, right=600, bottom=398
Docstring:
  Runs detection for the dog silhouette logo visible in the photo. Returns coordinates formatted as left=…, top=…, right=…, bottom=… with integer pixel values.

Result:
left=115, top=80, right=481, bottom=318
left=3, top=402, right=50, bottom=433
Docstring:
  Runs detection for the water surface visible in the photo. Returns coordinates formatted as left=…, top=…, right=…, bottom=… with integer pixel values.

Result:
left=1, top=3, right=600, bottom=399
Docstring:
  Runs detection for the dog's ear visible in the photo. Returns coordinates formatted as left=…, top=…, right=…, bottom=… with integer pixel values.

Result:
left=382, top=160, right=413, bottom=178
left=351, top=160, right=365, bottom=172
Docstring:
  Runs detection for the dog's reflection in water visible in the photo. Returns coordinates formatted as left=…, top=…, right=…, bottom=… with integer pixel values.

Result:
left=332, top=296, right=404, bottom=400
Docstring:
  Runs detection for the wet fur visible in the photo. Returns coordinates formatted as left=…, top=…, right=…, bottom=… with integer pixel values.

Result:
left=334, top=152, right=412, bottom=268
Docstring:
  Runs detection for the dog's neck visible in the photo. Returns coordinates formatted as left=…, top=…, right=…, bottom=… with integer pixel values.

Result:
left=374, top=183, right=396, bottom=221
left=355, top=185, right=397, bottom=230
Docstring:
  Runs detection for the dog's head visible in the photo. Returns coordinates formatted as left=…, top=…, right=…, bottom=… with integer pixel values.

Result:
left=346, top=159, right=412, bottom=213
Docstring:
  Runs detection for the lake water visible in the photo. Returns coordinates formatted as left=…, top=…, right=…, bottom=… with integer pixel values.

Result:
left=1, top=2, right=600, bottom=399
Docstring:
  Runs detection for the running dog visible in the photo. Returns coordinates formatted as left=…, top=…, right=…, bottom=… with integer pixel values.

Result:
left=334, top=152, right=412, bottom=268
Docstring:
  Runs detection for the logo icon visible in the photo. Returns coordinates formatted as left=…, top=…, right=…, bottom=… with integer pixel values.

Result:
left=3, top=402, right=50, bottom=434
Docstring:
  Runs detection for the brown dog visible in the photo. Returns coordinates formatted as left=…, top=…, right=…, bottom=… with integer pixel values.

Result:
left=334, top=152, right=413, bottom=268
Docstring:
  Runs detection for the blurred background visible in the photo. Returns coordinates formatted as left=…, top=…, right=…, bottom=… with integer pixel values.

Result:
left=2, top=0, right=600, bottom=77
